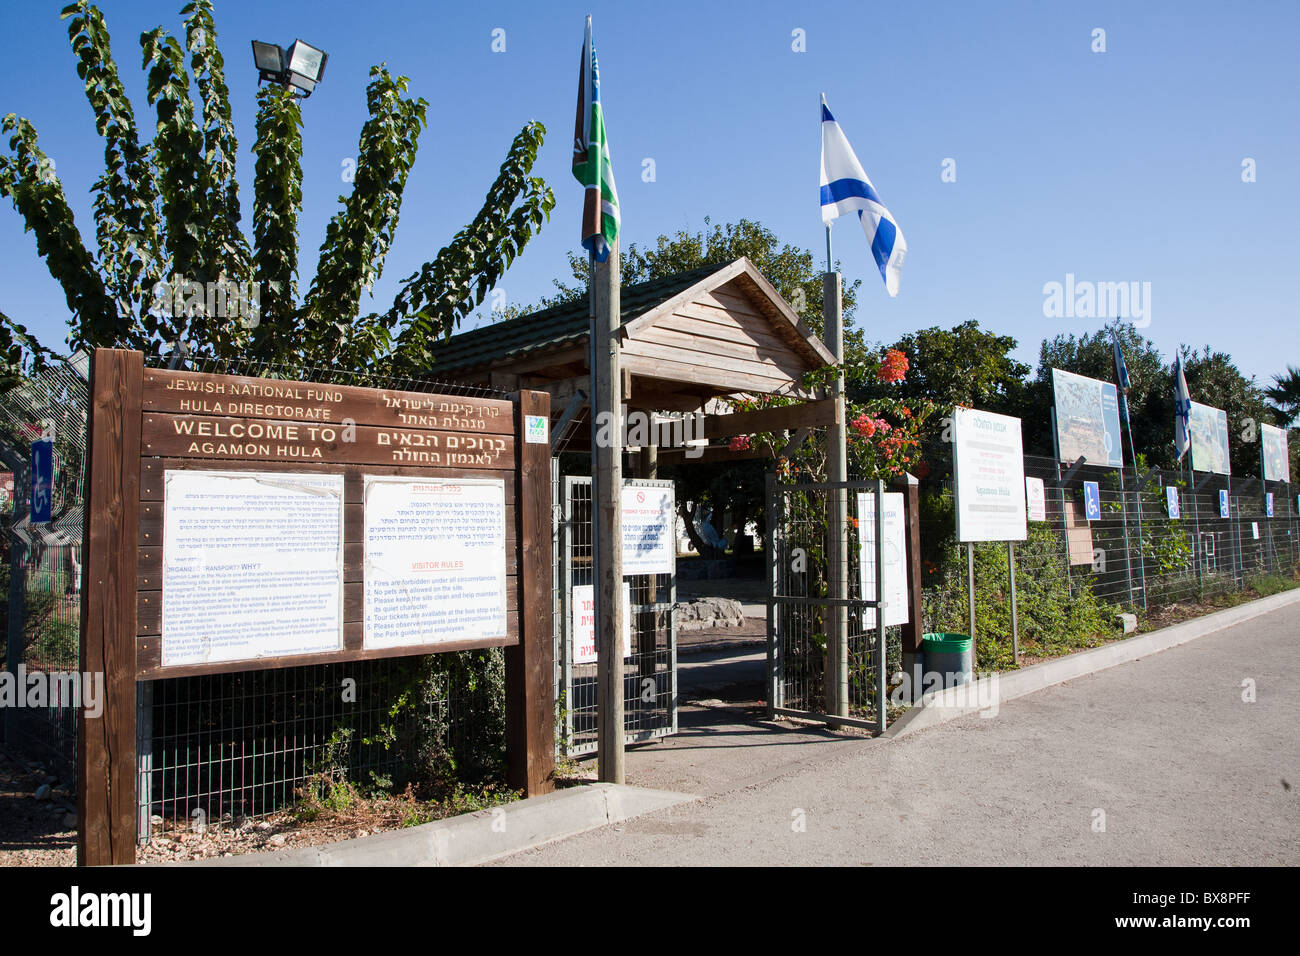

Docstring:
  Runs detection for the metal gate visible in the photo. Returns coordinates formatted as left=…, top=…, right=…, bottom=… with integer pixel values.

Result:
left=557, top=475, right=677, bottom=754
left=767, top=477, right=898, bottom=731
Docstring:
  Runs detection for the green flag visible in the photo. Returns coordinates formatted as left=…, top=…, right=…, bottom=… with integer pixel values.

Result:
left=572, top=15, right=619, bottom=262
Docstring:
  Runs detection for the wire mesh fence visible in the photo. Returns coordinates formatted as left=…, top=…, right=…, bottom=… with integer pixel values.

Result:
left=0, top=355, right=89, bottom=774
left=557, top=475, right=676, bottom=754
left=767, top=479, right=901, bottom=729
left=918, top=452, right=1298, bottom=663
left=2, top=352, right=516, bottom=843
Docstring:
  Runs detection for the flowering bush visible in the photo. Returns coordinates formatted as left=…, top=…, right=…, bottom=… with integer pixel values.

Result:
left=722, top=346, right=935, bottom=482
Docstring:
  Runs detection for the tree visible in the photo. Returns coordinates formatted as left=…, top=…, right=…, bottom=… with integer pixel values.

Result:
left=1028, top=322, right=1172, bottom=463
left=540, top=217, right=861, bottom=346
left=1181, top=345, right=1273, bottom=478
left=1265, top=365, right=1300, bottom=427
left=0, top=0, right=555, bottom=380
left=849, top=319, right=1029, bottom=443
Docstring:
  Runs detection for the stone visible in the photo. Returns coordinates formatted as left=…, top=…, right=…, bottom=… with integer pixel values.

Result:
left=266, top=833, right=288, bottom=847
left=62, top=812, right=78, bottom=828
left=34, top=784, right=51, bottom=801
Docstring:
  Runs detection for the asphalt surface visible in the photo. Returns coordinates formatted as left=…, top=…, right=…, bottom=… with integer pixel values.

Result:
left=502, top=600, right=1300, bottom=865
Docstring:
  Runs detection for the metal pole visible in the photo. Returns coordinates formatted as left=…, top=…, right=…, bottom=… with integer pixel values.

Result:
left=1050, top=408, right=1072, bottom=598
left=1125, top=401, right=1148, bottom=609
left=1008, top=542, right=1018, bottom=662
left=966, top=542, right=976, bottom=649
left=822, top=269, right=848, bottom=721
left=591, top=244, right=625, bottom=783
left=1186, top=458, right=1203, bottom=596
left=1118, top=466, right=1136, bottom=607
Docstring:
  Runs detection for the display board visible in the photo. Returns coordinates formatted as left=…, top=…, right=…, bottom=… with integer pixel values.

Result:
left=856, top=492, right=908, bottom=627
left=1188, top=401, right=1231, bottom=475
left=1261, top=423, right=1291, bottom=483
left=1025, top=477, right=1046, bottom=522
left=1051, top=368, right=1124, bottom=467
left=161, top=470, right=345, bottom=666
left=570, top=582, right=632, bottom=664
left=78, top=349, right=558, bottom=865
left=621, top=483, right=675, bottom=574
left=363, top=477, right=507, bottom=648
left=952, top=406, right=1027, bottom=542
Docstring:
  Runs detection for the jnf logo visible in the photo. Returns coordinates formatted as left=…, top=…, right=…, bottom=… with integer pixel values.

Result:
left=1042, top=273, right=1151, bottom=327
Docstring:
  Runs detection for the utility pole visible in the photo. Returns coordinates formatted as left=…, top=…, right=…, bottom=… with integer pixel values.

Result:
left=591, top=242, right=625, bottom=782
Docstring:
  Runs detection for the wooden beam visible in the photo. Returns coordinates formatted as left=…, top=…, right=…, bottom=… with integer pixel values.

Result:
left=699, top=397, right=839, bottom=441
left=505, top=389, right=555, bottom=796
left=79, top=348, right=143, bottom=866
left=655, top=444, right=772, bottom=466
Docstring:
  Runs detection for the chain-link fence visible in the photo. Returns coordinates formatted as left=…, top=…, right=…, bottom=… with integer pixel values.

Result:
left=0, top=354, right=89, bottom=775
left=2, top=352, right=522, bottom=843
left=919, top=451, right=1297, bottom=663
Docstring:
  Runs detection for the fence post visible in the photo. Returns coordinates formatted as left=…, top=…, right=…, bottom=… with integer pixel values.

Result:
left=505, top=389, right=556, bottom=796
left=765, top=471, right=780, bottom=717
left=78, top=348, right=143, bottom=866
left=966, top=542, right=976, bottom=654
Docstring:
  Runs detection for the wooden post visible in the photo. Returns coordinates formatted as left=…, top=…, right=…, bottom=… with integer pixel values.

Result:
left=78, top=348, right=143, bottom=866
left=822, top=270, right=848, bottom=719
left=506, top=389, right=556, bottom=796
left=892, top=472, right=924, bottom=698
left=591, top=244, right=625, bottom=783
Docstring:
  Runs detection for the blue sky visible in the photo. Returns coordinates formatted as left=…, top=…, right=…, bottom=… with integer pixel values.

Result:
left=1, top=0, right=1296, bottom=386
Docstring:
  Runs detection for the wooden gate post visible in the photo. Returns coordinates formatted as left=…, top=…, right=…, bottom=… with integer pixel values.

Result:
left=78, top=348, right=143, bottom=865
left=505, top=390, right=555, bottom=795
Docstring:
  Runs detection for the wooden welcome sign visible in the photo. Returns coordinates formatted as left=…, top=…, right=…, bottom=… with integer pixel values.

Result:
left=77, top=349, right=554, bottom=865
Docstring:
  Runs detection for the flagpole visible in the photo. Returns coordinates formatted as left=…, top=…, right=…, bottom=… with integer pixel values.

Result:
left=591, top=241, right=625, bottom=784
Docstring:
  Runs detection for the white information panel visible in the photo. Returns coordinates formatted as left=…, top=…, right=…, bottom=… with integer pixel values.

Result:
left=161, top=470, right=345, bottom=667
left=856, top=492, right=909, bottom=628
left=953, top=407, right=1027, bottom=542
left=622, top=484, right=675, bottom=575
left=1025, top=476, right=1047, bottom=522
left=363, top=477, right=507, bottom=648
left=570, top=583, right=633, bottom=664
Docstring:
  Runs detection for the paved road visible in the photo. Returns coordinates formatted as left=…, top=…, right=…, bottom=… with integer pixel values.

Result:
left=505, top=601, right=1300, bottom=865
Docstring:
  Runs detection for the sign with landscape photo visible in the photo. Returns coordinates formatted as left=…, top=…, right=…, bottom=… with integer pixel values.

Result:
left=1051, top=368, right=1124, bottom=468
left=1189, top=401, right=1231, bottom=476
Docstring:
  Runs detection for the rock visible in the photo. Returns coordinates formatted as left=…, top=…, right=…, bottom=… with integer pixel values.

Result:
left=256, top=820, right=272, bottom=831
left=266, top=833, right=287, bottom=847
left=34, top=784, right=51, bottom=801
left=356, top=829, right=369, bottom=839
left=1116, top=612, right=1138, bottom=635
left=62, top=812, right=78, bottom=828
left=673, top=597, right=745, bottom=632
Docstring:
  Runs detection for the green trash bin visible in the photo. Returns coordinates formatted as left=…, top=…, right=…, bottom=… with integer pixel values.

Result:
left=921, top=632, right=973, bottom=689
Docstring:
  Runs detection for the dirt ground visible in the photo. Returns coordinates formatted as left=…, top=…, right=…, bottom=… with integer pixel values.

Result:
left=0, top=747, right=76, bottom=867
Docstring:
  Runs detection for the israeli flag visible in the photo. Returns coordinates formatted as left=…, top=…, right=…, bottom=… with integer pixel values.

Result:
left=1173, top=351, right=1192, bottom=462
left=820, top=93, right=906, bottom=296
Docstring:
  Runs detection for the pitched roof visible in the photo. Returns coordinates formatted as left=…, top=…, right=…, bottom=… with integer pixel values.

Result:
left=428, top=262, right=728, bottom=375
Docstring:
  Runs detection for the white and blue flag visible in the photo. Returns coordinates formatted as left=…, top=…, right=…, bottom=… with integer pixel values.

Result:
left=820, top=93, right=906, bottom=296
left=1173, top=351, right=1192, bottom=462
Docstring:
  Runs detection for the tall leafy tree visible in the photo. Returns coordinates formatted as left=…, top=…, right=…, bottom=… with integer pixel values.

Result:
left=540, top=217, right=861, bottom=345
left=1028, top=322, right=1172, bottom=463
left=1265, top=365, right=1300, bottom=426
left=0, top=0, right=554, bottom=381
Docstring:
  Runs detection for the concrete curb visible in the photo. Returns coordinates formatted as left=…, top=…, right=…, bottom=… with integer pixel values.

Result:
left=882, top=586, right=1300, bottom=740
left=179, top=783, right=693, bottom=867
